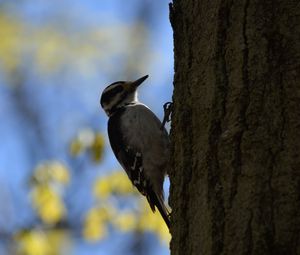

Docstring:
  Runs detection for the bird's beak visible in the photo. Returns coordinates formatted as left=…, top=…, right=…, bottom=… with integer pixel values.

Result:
left=124, top=75, right=149, bottom=92
left=131, top=75, right=149, bottom=88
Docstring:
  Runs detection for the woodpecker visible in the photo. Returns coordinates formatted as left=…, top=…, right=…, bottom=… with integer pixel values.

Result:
left=100, top=75, right=170, bottom=228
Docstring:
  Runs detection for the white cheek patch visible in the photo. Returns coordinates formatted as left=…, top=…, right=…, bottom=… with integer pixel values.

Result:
left=102, top=90, right=138, bottom=117
left=133, top=92, right=138, bottom=102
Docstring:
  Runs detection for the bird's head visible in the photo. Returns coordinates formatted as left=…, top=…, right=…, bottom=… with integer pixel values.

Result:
left=100, top=75, right=148, bottom=116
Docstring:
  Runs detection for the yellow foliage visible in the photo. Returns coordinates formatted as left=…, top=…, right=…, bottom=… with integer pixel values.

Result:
left=93, top=178, right=112, bottom=199
left=93, top=171, right=135, bottom=200
left=113, top=212, right=136, bottom=232
left=16, top=230, right=50, bottom=255
left=83, top=207, right=109, bottom=242
left=31, top=185, right=66, bottom=224
left=156, top=221, right=171, bottom=244
left=0, top=11, right=149, bottom=79
left=16, top=229, right=70, bottom=255
left=0, top=14, right=22, bottom=73
left=109, top=171, right=135, bottom=195
left=69, top=129, right=105, bottom=163
left=90, top=133, right=105, bottom=162
left=33, top=161, right=70, bottom=185
left=46, top=230, right=71, bottom=255
left=34, top=29, right=66, bottom=73
left=90, top=171, right=170, bottom=245
left=138, top=202, right=171, bottom=244
left=69, top=128, right=94, bottom=157
left=50, top=162, right=70, bottom=184
left=69, top=139, right=83, bottom=156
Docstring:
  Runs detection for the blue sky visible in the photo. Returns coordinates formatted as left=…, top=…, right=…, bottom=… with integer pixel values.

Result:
left=0, top=1, right=173, bottom=254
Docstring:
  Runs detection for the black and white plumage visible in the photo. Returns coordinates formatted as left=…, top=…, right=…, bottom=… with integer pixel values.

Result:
left=100, top=75, right=170, bottom=228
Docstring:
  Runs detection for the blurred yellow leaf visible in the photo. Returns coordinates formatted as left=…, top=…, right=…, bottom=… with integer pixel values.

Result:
left=113, top=212, right=136, bottom=232
left=33, top=161, right=70, bottom=185
left=156, top=221, right=171, bottom=244
left=91, top=171, right=170, bottom=244
left=69, top=129, right=105, bottom=163
left=50, top=162, right=70, bottom=184
left=93, top=178, right=112, bottom=199
left=93, top=171, right=135, bottom=200
left=109, top=171, right=135, bottom=195
left=31, top=185, right=66, bottom=224
left=0, top=11, right=150, bottom=78
left=16, top=229, right=71, bottom=255
left=69, top=128, right=94, bottom=157
left=78, top=128, right=95, bottom=146
left=90, top=133, right=105, bottom=162
left=138, top=201, right=171, bottom=244
left=34, top=29, right=65, bottom=73
left=0, top=14, right=22, bottom=73
left=69, top=138, right=83, bottom=156
left=83, top=208, right=108, bottom=242
left=16, top=230, right=50, bottom=255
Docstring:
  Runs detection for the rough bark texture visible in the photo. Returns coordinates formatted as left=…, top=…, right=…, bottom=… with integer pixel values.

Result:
left=169, top=1, right=300, bottom=255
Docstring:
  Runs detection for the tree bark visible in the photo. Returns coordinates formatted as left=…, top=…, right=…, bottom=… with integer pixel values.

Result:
left=169, top=1, right=300, bottom=255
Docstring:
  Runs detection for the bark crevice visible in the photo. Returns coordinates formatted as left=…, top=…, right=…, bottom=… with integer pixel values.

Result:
left=229, top=0, right=251, bottom=208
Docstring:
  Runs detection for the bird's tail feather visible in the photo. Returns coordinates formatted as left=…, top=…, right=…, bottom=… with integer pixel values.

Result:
left=147, top=191, right=170, bottom=229
left=156, top=195, right=171, bottom=229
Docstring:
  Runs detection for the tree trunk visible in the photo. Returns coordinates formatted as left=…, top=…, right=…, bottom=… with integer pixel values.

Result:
left=169, top=1, right=300, bottom=255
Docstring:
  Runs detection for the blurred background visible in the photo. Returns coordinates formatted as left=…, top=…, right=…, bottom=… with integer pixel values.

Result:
left=0, top=0, right=173, bottom=254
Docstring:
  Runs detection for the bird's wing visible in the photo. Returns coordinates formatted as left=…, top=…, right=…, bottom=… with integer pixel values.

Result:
left=107, top=105, right=170, bottom=228
left=108, top=104, right=169, bottom=187
left=107, top=107, right=148, bottom=193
